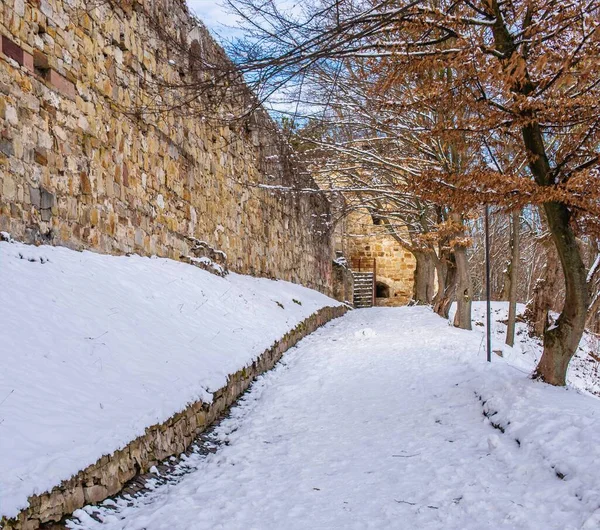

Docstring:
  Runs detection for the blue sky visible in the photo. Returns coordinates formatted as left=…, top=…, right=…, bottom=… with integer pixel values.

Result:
left=185, top=0, right=306, bottom=115
left=186, top=1, right=241, bottom=37
left=186, top=1, right=302, bottom=39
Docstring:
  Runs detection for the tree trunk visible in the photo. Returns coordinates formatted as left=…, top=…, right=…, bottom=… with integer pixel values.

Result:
left=586, top=292, right=600, bottom=334
left=449, top=213, right=472, bottom=330
left=506, top=210, right=520, bottom=346
left=488, top=0, right=588, bottom=385
left=433, top=249, right=457, bottom=319
left=501, top=261, right=511, bottom=301
left=524, top=246, right=559, bottom=338
left=453, top=244, right=472, bottom=330
left=412, top=249, right=437, bottom=305
left=534, top=202, right=589, bottom=386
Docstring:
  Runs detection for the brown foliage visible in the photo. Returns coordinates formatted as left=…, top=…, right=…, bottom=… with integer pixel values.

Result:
left=223, top=0, right=600, bottom=384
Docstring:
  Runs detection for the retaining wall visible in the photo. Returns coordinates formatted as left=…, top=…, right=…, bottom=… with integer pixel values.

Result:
left=1, top=305, right=348, bottom=530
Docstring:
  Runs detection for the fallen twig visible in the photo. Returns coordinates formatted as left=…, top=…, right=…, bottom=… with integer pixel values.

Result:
left=85, top=331, right=109, bottom=341
left=395, top=499, right=439, bottom=510
left=0, top=389, right=14, bottom=407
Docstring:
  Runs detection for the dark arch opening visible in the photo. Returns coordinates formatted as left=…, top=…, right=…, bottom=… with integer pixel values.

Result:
left=376, top=281, right=390, bottom=298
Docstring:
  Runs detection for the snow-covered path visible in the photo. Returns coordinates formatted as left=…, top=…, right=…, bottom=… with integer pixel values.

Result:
left=70, top=308, right=600, bottom=530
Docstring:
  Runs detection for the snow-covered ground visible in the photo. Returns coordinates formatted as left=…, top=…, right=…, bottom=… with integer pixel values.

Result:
left=67, top=307, right=600, bottom=530
left=0, top=240, right=342, bottom=520
left=450, top=301, right=600, bottom=397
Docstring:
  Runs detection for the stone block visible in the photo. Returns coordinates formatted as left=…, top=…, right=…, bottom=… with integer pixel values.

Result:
left=28, top=186, right=39, bottom=208
left=14, top=0, right=25, bottom=17
left=62, top=485, right=84, bottom=514
left=80, top=173, right=92, bottom=194
left=5, top=104, right=18, bottom=125
left=38, top=490, right=63, bottom=521
left=2, top=175, right=17, bottom=200
left=83, top=484, right=108, bottom=504
left=23, top=51, right=34, bottom=73
left=39, top=0, right=53, bottom=18
left=2, top=36, right=24, bottom=66
left=0, top=139, right=14, bottom=157
left=40, top=188, right=54, bottom=209
left=15, top=514, right=38, bottom=530
left=33, top=49, right=49, bottom=70
left=47, top=70, right=76, bottom=99
left=34, top=149, right=48, bottom=166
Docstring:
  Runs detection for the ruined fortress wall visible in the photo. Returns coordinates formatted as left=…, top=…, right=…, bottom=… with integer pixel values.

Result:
left=345, top=210, right=415, bottom=305
left=0, top=0, right=334, bottom=293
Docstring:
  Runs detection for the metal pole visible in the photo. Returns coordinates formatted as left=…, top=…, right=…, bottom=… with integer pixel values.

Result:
left=485, top=204, right=492, bottom=363
left=373, top=259, right=376, bottom=307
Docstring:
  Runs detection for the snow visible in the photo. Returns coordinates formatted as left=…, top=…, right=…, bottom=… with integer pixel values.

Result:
left=187, top=256, right=225, bottom=275
left=66, top=307, right=600, bottom=530
left=449, top=301, right=600, bottom=397
left=587, top=254, right=600, bottom=284
left=332, top=256, right=348, bottom=267
left=0, top=240, right=342, bottom=520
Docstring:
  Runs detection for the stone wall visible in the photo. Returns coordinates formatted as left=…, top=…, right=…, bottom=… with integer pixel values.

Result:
left=332, top=256, right=353, bottom=305
left=1, top=305, right=347, bottom=530
left=345, top=209, right=415, bottom=305
left=0, top=0, right=334, bottom=294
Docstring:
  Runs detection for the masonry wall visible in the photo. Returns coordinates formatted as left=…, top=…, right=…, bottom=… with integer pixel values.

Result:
left=1, top=305, right=347, bottom=530
left=0, top=0, right=334, bottom=293
left=345, top=209, right=415, bottom=305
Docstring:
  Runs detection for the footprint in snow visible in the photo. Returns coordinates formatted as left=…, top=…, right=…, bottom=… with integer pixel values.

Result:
left=354, top=328, right=377, bottom=339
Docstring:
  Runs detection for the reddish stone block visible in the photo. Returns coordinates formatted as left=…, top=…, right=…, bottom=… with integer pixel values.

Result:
left=23, top=51, right=34, bottom=72
left=2, top=36, right=24, bottom=66
left=48, top=69, right=76, bottom=99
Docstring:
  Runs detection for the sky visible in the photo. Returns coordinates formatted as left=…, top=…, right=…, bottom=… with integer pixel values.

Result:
left=185, top=0, right=309, bottom=116
left=186, top=1, right=242, bottom=37
left=186, top=0, right=302, bottom=38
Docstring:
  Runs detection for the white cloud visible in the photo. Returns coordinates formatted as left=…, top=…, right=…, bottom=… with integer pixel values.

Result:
left=187, top=0, right=304, bottom=37
left=186, top=1, right=242, bottom=37
left=185, top=0, right=308, bottom=117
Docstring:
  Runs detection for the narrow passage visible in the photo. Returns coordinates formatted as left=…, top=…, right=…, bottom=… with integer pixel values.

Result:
left=70, top=308, right=580, bottom=530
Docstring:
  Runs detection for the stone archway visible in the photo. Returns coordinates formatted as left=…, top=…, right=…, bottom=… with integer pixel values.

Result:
left=376, top=281, right=390, bottom=299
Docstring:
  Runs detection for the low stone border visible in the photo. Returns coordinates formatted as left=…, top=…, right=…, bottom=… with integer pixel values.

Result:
left=2, top=305, right=347, bottom=530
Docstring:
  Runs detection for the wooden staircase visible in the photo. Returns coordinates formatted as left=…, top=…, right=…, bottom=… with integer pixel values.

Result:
left=352, top=271, right=375, bottom=308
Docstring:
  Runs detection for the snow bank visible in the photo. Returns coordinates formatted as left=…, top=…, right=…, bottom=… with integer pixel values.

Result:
left=0, top=240, right=342, bottom=519
left=447, top=301, right=600, bottom=527
left=449, top=301, right=600, bottom=397
left=477, top=370, right=600, bottom=529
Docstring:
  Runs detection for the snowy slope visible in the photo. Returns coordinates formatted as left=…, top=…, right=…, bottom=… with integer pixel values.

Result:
left=449, top=301, right=600, bottom=397
left=66, top=307, right=600, bottom=530
left=0, top=239, right=342, bottom=520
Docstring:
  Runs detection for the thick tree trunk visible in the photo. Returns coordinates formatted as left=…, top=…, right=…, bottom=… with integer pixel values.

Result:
left=453, top=244, right=472, bottom=330
left=433, top=250, right=457, bottom=319
left=432, top=257, right=446, bottom=312
left=412, top=250, right=437, bottom=305
left=449, top=213, right=472, bottom=330
left=506, top=210, right=520, bottom=346
left=490, top=3, right=589, bottom=385
left=534, top=202, right=589, bottom=386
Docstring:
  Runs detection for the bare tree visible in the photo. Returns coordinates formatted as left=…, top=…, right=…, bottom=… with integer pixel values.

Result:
left=222, top=0, right=600, bottom=385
